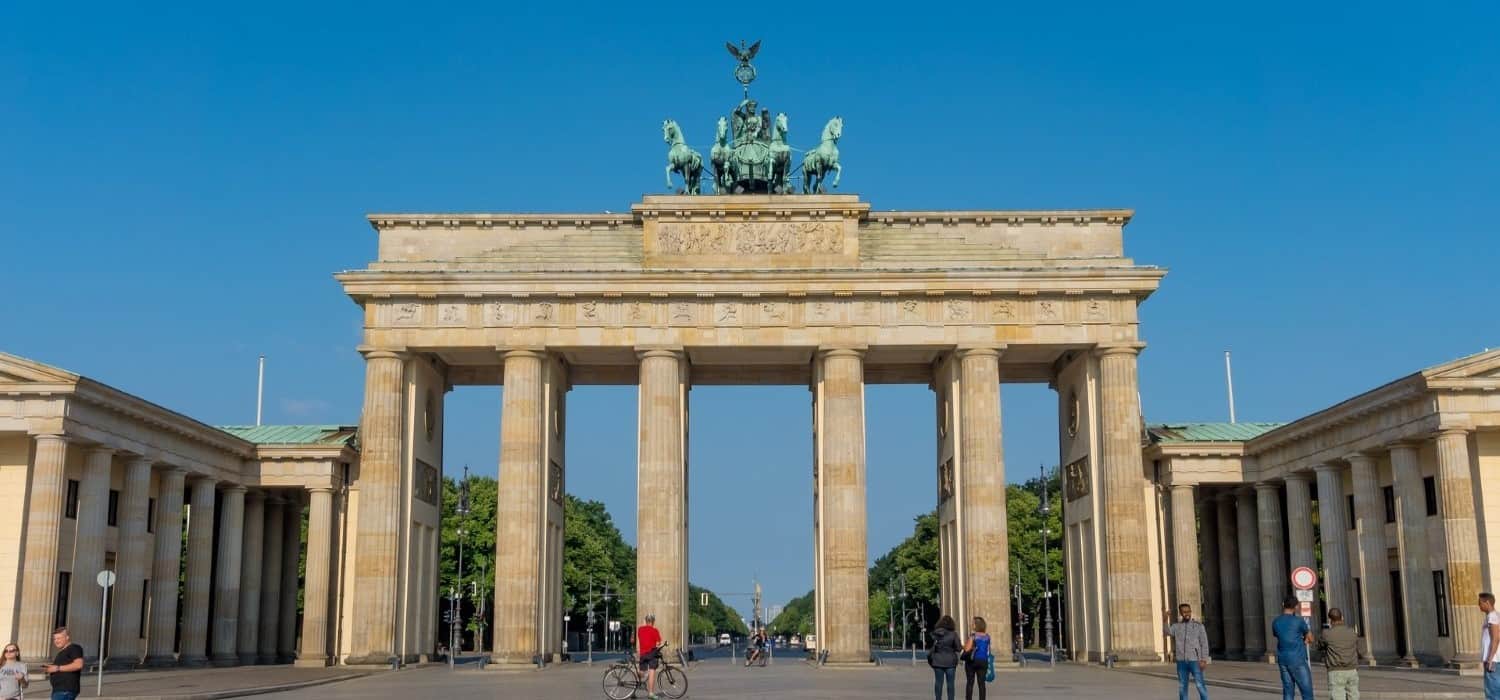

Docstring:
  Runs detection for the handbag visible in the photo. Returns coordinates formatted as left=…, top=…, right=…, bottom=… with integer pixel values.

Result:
left=959, top=648, right=972, bottom=662
left=985, top=655, right=995, bottom=683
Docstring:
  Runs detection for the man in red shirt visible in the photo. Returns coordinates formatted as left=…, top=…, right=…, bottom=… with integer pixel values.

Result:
left=637, top=614, right=664, bottom=699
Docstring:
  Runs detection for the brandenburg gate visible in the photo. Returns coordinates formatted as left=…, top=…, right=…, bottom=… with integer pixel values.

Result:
left=334, top=192, right=1166, bottom=665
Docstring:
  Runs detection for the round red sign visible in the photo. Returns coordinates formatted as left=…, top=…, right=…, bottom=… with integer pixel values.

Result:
left=1291, top=566, right=1318, bottom=590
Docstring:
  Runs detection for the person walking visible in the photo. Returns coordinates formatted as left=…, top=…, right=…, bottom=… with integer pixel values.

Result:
left=1271, top=597, right=1316, bottom=700
left=961, top=616, right=991, bottom=700
left=928, top=615, right=962, bottom=700
left=1479, top=592, right=1500, bottom=700
left=1317, top=608, right=1361, bottom=700
left=0, top=644, right=28, bottom=700
left=1165, top=603, right=1211, bottom=700
left=39, top=628, right=83, bottom=700
left=636, top=614, right=664, bottom=700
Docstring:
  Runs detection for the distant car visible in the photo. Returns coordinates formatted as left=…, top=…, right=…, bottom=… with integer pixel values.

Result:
left=791, top=635, right=802, bottom=647
left=718, top=633, right=732, bottom=647
left=805, top=633, right=817, bottom=649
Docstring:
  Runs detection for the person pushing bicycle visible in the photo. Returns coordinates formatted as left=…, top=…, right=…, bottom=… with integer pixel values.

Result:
left=637, top=614, right=665, bottom=699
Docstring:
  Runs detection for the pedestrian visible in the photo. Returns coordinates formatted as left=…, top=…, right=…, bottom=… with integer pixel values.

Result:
left=0, top=643, right=28, bottom=700
left=928, top=615, right=962, bottom=700
left=39, top=628, right=83, bottom=700
left=1270, top=597, right=1315, bottom=700
left=636, top=614, right=664, bottom=700
left=961, top=616, right=991, bottom=700
left=1479, top=592, right=1500, bottom=700
left=1165, top=603, right=1211, bottom=700
left=1317, top=608, right=1361, bottom=700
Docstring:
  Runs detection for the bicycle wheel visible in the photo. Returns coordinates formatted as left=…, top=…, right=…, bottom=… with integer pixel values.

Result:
left=659, top=666, right=688, bottom=699
left=603, top=666, right=637, bottom=700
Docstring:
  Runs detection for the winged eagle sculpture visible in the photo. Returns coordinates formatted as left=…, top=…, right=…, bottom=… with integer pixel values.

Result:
left=726, top=40, right=761, bottom=64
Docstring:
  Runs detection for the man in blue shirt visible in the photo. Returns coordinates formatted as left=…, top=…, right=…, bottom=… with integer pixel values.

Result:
left=1271, top=597, right=1316, bottom=700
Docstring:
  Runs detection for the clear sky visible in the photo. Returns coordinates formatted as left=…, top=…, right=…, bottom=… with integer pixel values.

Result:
left=3, top=2, right=1497, bottom=622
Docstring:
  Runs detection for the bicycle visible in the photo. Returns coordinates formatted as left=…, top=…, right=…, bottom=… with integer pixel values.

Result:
left=603, top=644, right=688, bottom=699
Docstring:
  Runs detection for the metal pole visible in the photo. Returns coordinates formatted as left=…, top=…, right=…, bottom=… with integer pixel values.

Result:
left=97, top=583, right=108, bottom=695
left=255, top=355, right=265, bottom=426
left=1225, top=350, right=1237, bottom=424
left=1041, top=463, right=1055, bottom=666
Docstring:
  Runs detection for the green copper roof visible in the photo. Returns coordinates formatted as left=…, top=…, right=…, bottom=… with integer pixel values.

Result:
left=1148, top=422, right=1284, bottom=443
left=217, top=425, right=357, bottom=446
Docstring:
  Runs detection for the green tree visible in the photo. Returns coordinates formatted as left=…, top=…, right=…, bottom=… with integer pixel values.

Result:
left=1007, top=470, right=1064, bottom=633
left=768, top=591, right=814, bottom=636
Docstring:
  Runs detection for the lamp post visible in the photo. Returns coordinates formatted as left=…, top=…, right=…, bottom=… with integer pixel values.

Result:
left=1039, top=463, right=1055, bottom=666
left=885, top=590, right=895, bottom=650
left=900, top=573, right=909, bottom=653
left=451, top=465, right=470, bottom=660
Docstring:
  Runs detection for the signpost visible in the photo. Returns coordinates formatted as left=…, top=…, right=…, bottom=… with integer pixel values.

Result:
left=1290, top=567, right=1318, bottom=620
left=95, top=570, right=116, bottom=696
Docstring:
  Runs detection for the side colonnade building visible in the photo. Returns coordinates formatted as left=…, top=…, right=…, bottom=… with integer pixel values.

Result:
left=1143, top=348, right=1500, bottom=668
left=0, top=352, right=364, bottom=667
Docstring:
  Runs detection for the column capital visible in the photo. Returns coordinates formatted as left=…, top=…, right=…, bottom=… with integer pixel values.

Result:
left=1094, top=342, right=1146, bottom=358
left=1283, top=470, right=1312, bottom=483
left=244, top=488, right=265, bottom=502
left=223, top=483, right=247, bottom=494
left=1169, top=483, right=1196, bottom=493
left=1215, top=491, right=1237, bottom=503
left=1313, top=462, right=1343, bottom=474
left=307, top=486, right=334, bottom=495
left=1254, top=481, right=1280, bottom=494
left=1437, top=426, right=1472, bottom=440
left=1235, top=486, right=1258, bottom=498
left=634, top=346, right=685, bottom=361
left=357, top=345, right=408, bottom=360
left=30, top=432, right=67, bottom=443
left=125, top=454, right=154, bottom=468
left=499, top=346, right=548, bottom=360
left=1387, top=439, right=1421, bottom=453
left=191, top=474, right=219, bottom=487
left=1343, top=452, right=1377, bottom=469
left=817, top=346, right=867, bottom=359
left=86, top=444, right=116, bottom=457
left=954, top=345, right=1005, bottom=360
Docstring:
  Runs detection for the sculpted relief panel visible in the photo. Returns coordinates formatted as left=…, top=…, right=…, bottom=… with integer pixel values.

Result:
left=653, top=221, right=844, bottom=255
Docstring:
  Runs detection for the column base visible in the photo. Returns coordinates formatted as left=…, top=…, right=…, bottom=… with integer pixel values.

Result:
left=1105, top=649, right=1161, bottom=665
left=342, top=652, right=399, bottom=667
left=256, top=653, right=277, bottom=664
left=210, top=654, right=242, bottom=667
left=238, top=652, right=259, bottom=665
left=293, top=656, right=331, bottom=668
left=104, top=656, right=141, bottom=671
left=177, top=654, right=211, bottom=668
left=142, top=654, right=179, bottom=668
left=276, top=652, right=297, bottom=664
left=820, top=659, right=879, bottom=669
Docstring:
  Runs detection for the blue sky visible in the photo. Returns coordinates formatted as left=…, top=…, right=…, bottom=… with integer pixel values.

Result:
left=3, top=2, right=1496, bottom=621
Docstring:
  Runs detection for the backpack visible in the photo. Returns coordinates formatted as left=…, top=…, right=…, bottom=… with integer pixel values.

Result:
left=972, top=633, right=990, bottom=662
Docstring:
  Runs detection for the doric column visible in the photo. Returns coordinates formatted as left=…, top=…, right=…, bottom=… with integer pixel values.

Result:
left=1197, top=497, right=1224, bottom=653
left=635, top=348, right=692, bottom=653
left=1284, top=473, right=1316, bottom=574
left=955, top=348, right=1012, bottom=653
left=210, top=485, right=245, bottom=666
left=278, top=495, right=302, bottom=662
left=1389, top=442, right=1438, bottom=665
left=1255, top=482, right=1288, bottom=661
left=1348, top=452, right=1397, bottom=662
left=237, top=490, right=265, bottom=665
left=66, top=446, right=113, bottom=660
left=494, top=349, right=548, bottom=663
left=1236, top=489, right=1266, bottom=660
left=258, top=497, right=285, bottom=664
left=17, top=435, right=69, bottom=662
left=346, top=348, right=406, bottom=665
left=815, top=348, right=869, bottom=663
left=1435, top=429, right=1483, bottom=666
left=297, top=487, right=335, bottom=667
left=144, top=467, right=188, bottom=666
left=1169, top=485, right=1202, bottom=613
left=1314, top=463, right=1355, bottom=626
left=1096, top=345, right=1155, bottom=660
left=1216, top=493, right=1244, bottom=659
left=108, top=455, right=153, bottom=668
left=178, top=477, right=217, bottom=666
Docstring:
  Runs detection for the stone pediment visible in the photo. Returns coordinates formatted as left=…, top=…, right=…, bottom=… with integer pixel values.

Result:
left=1422, top=348, right=1500, bottom=390
left=0, top=351, right=80, bottom=388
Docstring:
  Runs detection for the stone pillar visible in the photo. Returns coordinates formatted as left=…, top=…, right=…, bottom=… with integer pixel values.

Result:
left=346, top=349, right=406, bottom=665
left=635, top=348, right=691, bottom=653
left=1197, top=497, right=1224, bottom=653
left=955, top=348, right=1012, bottom=653
left=278, top=495, right=302, bottom=662
left=237, top=491, right=265, bottom=665
left=1096, top=345, right=1155, bottom=660
left=144, top=467, right=187, bottom=666
left=494, top=349, right=547, bottom=663
left=1169, top=485, right=1202, bottom=613
left=1348, top=452, right=1397, bottom=662
left=297, top=487, right=335, bottom=667
left=815, top=348, right=869, bottom=663
left=1236, top=489, right=1266, bottom=660
left=1216, top=493, right=1244, bottom=659
left=210, top=485, right=245, bottom=666
left=258, top=497, right=285, bottom=664
left=1314, top=463, right=1355, bottom=627
left=108, top=455, right=153, bottom=668
left=178, top=477, right=217, bottom=666
left=1255, top=482, right=1288, bottom=661
left=1285, top=472, right=1316, bottom=573
left=1390, top=442, right=1439, bottom=665
left=1435, top=429, right=1483, bottom=666
left=67, top=446, right=113, bottom=660
left=17, top=435, right=69, bottom=662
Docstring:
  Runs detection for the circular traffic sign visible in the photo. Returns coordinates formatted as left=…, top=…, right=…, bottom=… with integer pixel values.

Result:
left=1291, top=566, right=1318, bottom=590
left=96, top=570, right=116, bottom=588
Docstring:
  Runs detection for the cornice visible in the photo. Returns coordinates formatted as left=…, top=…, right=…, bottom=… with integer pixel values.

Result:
left=1246, top=373, right=1430, bottom=453
left=71, top=379, right=256, bottom=457
left=365, top=207, right=1134, bottom=231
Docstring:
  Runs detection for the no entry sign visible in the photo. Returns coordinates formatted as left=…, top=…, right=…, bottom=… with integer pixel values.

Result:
left=1291, top=566, right=1318, bottom=591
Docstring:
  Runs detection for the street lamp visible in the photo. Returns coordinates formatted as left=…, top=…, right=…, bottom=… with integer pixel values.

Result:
left=1038, top=463, right=1055, bottom=666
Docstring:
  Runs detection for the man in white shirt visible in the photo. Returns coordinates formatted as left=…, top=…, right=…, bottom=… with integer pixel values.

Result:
left=1480, top=592, right=1500, bottom=700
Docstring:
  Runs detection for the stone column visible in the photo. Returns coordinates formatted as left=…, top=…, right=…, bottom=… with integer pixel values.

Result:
left=1236, top=489, right=1266, bottom=660
left=1314, top=463, right=1355, bottom=626
left=494, top=349, right=547, bottom=663
left=816, top=348, right=869, bottom=663
left=108, top=455, right=153, bottom=668
left=1284, top=473, right=1316, bottom=574
left=346, top=349, right=406, bottom=665
left=278, top=495, right=302, bottom=662
left=1197, top=497, right=1224, bottom=653
left=258, top=497, right=285, bottom=664
left=1169, top=485, right=1202, bottom=613
left=1216, top=493, right=1244, bottom=659
left=144, top=467, right=187, bottom=666
left=297, top=487, right=335, bottom=667
left=1435, top=429, right=1483, bottom=666
left=17, top=435, right=69, bottom=662
left=1348, top=452, right=1397, bottom=662
left=237, top=491, right=265, bottom=665
left=67, top=446, right=113, bottom=660
left=635, top=349, right=691, bottom=653
left=955, top=348, right=1012, bottom=653
left=1389, top=442, right=1438, bottom=665
left=178, top=477, right=217, bottom=666
left=210, top=485, right=245, bottom=666
left=1096, top=345, right=1155, bottom=660
left=1255, top=482, right=1288, bottom=661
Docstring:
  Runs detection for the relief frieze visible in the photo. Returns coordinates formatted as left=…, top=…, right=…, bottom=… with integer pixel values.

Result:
left=655, top=221, right=844, bottom=255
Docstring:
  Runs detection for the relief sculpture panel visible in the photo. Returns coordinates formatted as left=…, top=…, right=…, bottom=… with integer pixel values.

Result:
left=654, top=221, right=844, bottom=255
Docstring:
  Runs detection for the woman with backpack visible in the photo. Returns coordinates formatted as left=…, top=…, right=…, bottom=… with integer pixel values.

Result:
left=928, top=615, right=962, bottom=700
left=961, top=616, right=992, bottom=700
